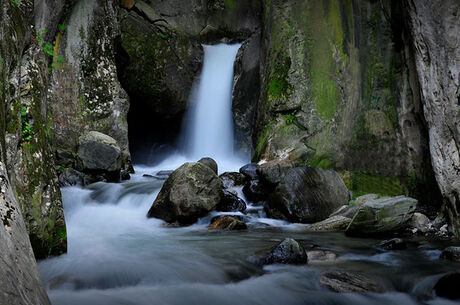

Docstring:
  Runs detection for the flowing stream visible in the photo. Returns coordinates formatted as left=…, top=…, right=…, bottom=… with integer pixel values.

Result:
left=38, top=44, right=459, bottom=305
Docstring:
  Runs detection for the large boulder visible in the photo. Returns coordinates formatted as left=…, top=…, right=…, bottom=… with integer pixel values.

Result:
left=256, top=159, right=294, bottom=185
left=346, top=196, right=418, bottom=236
left=243, top=179, right=272, bottom=202
left=239, top=163, right=259, bottom=180
left=77, top=131, right=122, bottom=181
left=265, top=167, right=349, bottom=223
left=147, top=162, right=223, bottom=224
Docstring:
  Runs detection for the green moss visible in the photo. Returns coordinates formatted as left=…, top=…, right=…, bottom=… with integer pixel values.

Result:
left=267, top=56, right=291, bottom=104
left=306, top=0, right=346, bottom=120
left=254, top=125, right=271, bottom=159
left=224, top=0, right=235, bottom=10
left=307, top=154, right=334, bottom=169
left=349, top=172, right=404, bottom=197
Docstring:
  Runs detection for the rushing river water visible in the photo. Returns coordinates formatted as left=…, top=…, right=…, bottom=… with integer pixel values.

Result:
left=38, top=44, right=459, bottom=304
left=38, top=168, right=459, bottom=305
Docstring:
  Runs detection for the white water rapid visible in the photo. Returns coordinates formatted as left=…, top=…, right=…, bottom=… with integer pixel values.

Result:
left=37, top=44, right=456, bottom=305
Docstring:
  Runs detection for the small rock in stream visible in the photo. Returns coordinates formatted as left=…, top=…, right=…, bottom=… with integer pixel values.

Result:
left=320, top=271, right=379, bottom=293
left=250, top=238, right=308, bottom=266
left=209, top=216, right=247, bottom=230
left=440, top=246, right=460, bottom=262
left=375, top=238, right=407, bottom=251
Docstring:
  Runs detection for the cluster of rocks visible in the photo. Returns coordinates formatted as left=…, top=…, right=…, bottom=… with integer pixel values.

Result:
left=146, top=158, right=436, bottom=237
left=58, top=131, right=131, bottom=187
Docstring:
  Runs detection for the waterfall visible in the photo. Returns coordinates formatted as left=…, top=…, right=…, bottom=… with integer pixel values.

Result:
left=183, top=44, right=242, bottom=164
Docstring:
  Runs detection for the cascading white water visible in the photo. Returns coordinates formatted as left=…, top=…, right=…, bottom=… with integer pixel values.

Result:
left=183, top=44, right=242, bottom=164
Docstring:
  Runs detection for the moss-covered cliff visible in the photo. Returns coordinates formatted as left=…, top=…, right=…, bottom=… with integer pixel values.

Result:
left=254, top=0, right=441, bottom=209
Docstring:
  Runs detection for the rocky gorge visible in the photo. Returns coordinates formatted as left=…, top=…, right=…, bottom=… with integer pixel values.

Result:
left=0, top=0, right=459, bottom=305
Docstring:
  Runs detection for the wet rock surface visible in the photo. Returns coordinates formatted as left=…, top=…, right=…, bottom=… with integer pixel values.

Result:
left=266, top=167, right=349, bottom=223
left=209, top=216, right=247, bottom=230
left=320, top=271, right=379, bottom=293
left=346, top=196, right=418, bottom=236
left=433, top=272, right=460, bottom=300
left=219, top=172, right=246, bottom=188
left=147, top=162, right=223, bottom=224
left=440, top=246, right=460, bottom=262
left=375, top=238, right=407, bottom=251
left=252, top=238, right=308, bottom=266
left=216, top=190, right=247, bottom=213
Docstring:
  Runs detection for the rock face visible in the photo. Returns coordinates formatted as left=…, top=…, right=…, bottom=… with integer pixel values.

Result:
left=1, top=0, right=67, bottom=258
left=147, top=162, right=223, bottom=224
left=253, top=0, right=441, bottom=209
left=77, top=131, right=122, bottom=181
left=433, top=272, right=460, bottom=300
left=232, top=33, right=260, bottom=154
left=403, top=0, right=460, bottom=236
left=320, top=271, right=379, bottom=293
left=256, top=159, right=293, bottom=185
left=259, top=238, right=308, bottom=265
left=0, top=162, right=51, bottom=305
left=50, top=0, right=132, bottom=172
left=266, top=167, right=349, bottom=223
left=209, top=216, right=247, bottom=230
left=440, top=247, right=460, bottom=262
left=346, top=196, right=418, bottom=236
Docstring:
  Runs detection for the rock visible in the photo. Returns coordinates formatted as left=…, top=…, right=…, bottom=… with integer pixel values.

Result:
left=120, top=0, right=135, bottom=9
left=209, top=216, right=247, bottom=230
left=375, top=238, right=407, bottom=251
left=307, top=250, right=338, bottom=263
left=409, top=212, right=431, bottom=233
left=58, top=168, right=86, bottom=187
left=440, top=246, right=460, bottom=262
left=232, top=34, right=260, bottom=155
left=258, top=238, right=308, bottom=265
left=219, top=172, right=246, bottom=188
left=346, top=196, right=418, bottom=236
left=329, top=205, right=359, bottom=219
left=268, top=238, right=309, bottom=264
left=320, top=271, right=379, bottom=293
left=216, top=190, right=247, bottom=213
left=355, top=194, right=379, bottom=206
left=239, top=163, right=259, bottom=180
left=198, top=157, right=218, bottom=174
left=120, top=170, right=131, bottom=180
left=405, top=0, right=460, bottom=237
left=256, top=159, right=294, bottom=185
left=304, top=216, right=352, bottom=232
left=147, top=162, right=223, bottom=224
left=0, top=163, right=52, bottom=305
left=77, top=131, right=122, bottom=181
left=243, top=179, right=272, bottom=202
left=433, top=272, right=460, bottom=300
left=266, top=167, right=349, bottom=223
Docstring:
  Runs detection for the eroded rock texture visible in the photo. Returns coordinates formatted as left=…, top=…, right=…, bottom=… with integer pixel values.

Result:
left=403, top=0, right=460, bottom=235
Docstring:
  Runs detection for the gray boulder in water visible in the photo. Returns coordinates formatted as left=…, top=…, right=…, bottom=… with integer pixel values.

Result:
left=253, top=238, right=308, bottom=265
left=147, top=162, right=223, bottom=224
left=216, top=190, right=247, bottom=212
left=77, top=131, right=122, bottom=181
left=198, top=157, right=218, bottom=174
left=265, top=167, right=349, bottom=223
left=346, top=196, right=418, bottom=236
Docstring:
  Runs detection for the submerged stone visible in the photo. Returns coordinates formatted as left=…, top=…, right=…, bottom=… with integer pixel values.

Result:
left=209, top=216, right=247, bottom=230
left=320, top=271, right=379, bottom=293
